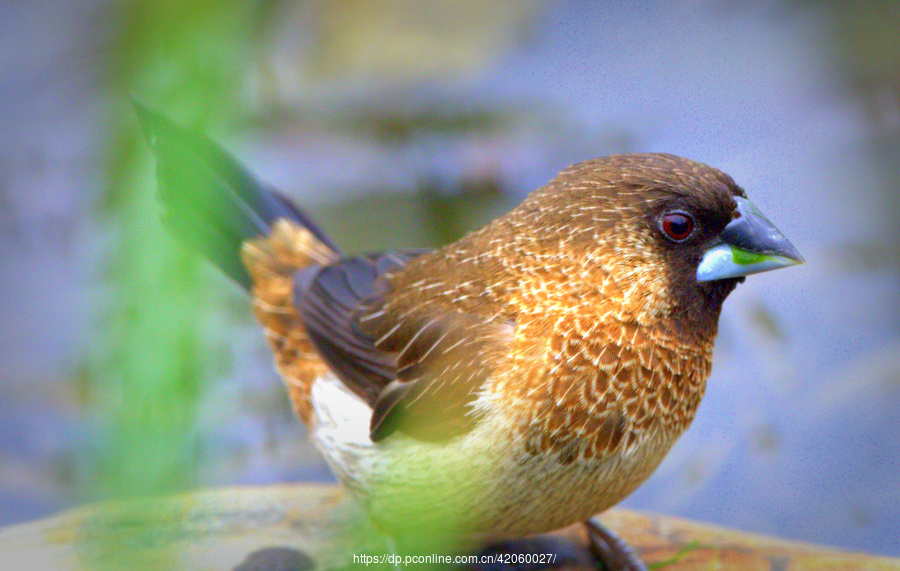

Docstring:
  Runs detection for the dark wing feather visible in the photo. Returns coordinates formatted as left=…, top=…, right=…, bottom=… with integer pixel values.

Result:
left=294, top=252, right=514, bottom=442
left=366, top=311, right=513, bottom=442
left=296, top=255, right=404, bottom=402
left=134, top=102, right=340, bottom=290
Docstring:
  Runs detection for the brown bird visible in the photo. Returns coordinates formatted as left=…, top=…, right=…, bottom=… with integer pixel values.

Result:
left=136, top=105, right=802, bottom=570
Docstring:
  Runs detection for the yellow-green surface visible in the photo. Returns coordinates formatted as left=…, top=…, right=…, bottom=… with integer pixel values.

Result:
left=1, top=484, right=897, bottom=571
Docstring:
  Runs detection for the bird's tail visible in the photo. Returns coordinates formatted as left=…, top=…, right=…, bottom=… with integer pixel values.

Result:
left=133, top=102, right=340, bottom=290
left=135, top=103, right=338, bottom=423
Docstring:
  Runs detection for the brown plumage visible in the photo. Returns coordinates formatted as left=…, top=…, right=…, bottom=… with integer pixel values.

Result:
left=138, top=106, right=802, bottom=566
left=221, top=152, right=753, bottom=541
left=242, top=221, right=337, bottom=424
left=249, top=154, right=737, bottom=459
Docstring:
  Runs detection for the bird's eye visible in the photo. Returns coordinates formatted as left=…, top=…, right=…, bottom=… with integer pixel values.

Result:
left=660, top=212, right=695, bottom=242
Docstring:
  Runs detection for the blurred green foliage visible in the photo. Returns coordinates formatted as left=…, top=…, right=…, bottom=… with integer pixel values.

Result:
left=77, top=2, right=270, bottom=567
left=83, top=0, right=263, bottom=508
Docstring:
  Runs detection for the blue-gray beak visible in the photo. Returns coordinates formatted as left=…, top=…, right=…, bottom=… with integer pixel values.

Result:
left=696, top=196, right=804, bottom=282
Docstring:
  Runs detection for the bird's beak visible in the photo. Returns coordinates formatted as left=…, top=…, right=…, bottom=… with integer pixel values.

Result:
left=696, top=196, right=804, bottom=282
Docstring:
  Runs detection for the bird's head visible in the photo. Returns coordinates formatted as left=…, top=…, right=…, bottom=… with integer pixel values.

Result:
left=504, top=153, right=803, bottom=335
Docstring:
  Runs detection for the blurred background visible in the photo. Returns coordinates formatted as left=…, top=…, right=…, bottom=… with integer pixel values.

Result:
left=1, top=0, right=898, bottom=559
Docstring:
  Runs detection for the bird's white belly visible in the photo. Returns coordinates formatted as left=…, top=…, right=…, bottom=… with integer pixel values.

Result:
left=309, top=374, right=673, bottom=539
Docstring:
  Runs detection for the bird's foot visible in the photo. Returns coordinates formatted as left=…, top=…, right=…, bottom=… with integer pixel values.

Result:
left=584, top=517, right=648, bottom=571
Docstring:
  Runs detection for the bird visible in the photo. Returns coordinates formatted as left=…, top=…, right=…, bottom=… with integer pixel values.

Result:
left=135, top=104, right=803, bottom=570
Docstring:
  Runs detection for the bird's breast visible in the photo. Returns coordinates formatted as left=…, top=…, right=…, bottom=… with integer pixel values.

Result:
left=307, top=311, right=715, bottom=538
left=490, top=314, right=714, bottom=466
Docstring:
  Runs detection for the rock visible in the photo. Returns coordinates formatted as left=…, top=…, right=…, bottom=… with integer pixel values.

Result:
left=0, top=484, right=897, bottom=570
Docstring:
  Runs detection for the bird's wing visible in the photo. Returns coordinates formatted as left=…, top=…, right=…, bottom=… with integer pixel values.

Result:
left=295, top=251, right=513, bottom=443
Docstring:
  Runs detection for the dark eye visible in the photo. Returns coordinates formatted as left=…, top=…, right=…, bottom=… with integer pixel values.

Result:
left=660, top=212, right=695, bottom=242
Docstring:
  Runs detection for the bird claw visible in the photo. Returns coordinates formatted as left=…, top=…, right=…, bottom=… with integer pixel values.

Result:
left=584, top=517, right=648, bottom=571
